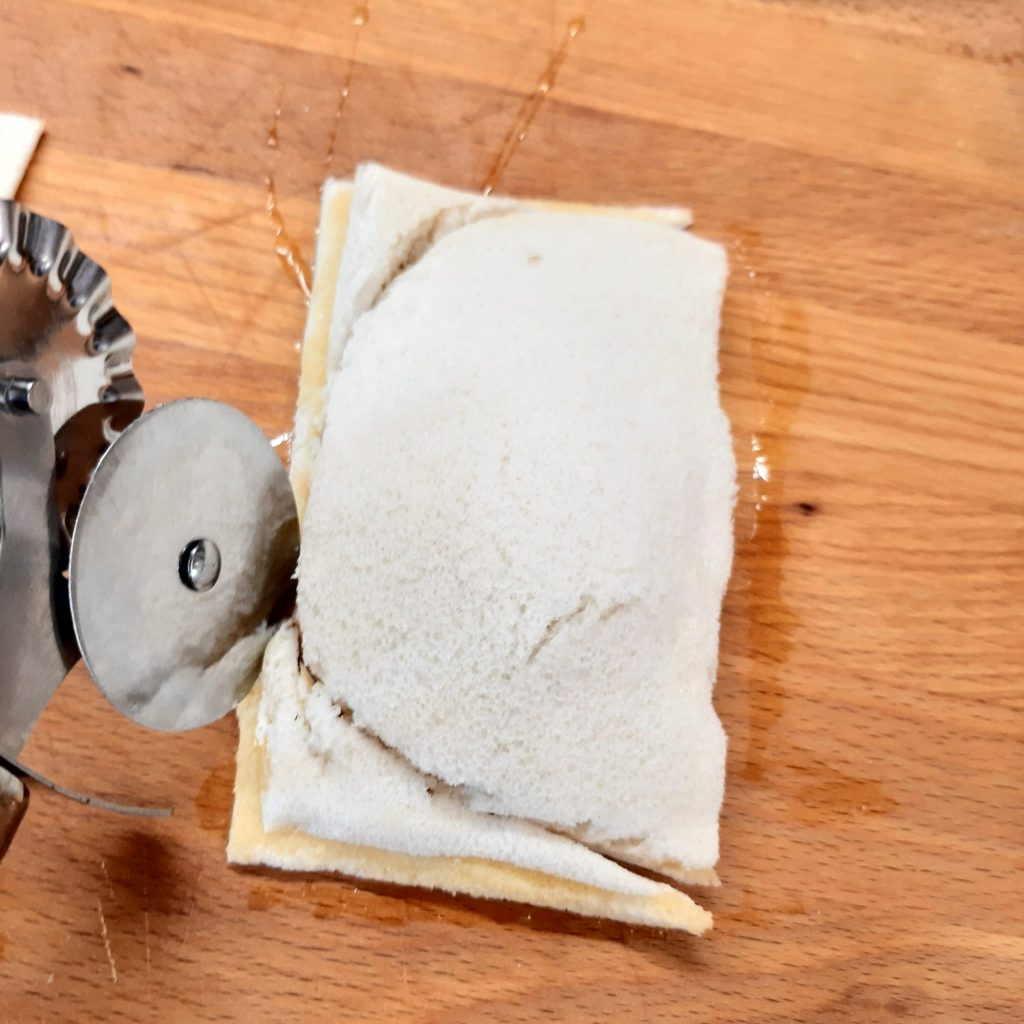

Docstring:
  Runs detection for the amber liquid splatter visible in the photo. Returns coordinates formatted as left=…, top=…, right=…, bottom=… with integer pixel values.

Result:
left=265, top=174, right=312, bottom=300
left=726, top=228, right=811, bottom=784
left=324, top=5, right=370, bottom=174
left=263, top=6, right=369, bottom=296
left=481, top=17, right=585, bottom=195
left=263, top=81, right=312, bottom=300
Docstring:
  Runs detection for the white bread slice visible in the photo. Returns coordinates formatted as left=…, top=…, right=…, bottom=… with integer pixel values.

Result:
left=230, top=168, right=729, bottom=933
left=300, top=200, right=732, bottom=871
left=0, top=113, right=43, bottom=199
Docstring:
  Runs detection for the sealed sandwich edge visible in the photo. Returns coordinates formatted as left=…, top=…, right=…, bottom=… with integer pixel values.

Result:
left=229, top=683, right=712, bottom=935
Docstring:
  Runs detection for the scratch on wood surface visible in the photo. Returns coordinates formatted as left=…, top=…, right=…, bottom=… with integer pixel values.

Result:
left=176, top=74, right=258, bottom=171
left=173, top=863, right=205, bottom=963
left=227, top=268, right=284, bottom=350
left=96, top=899, right=118, bottom=984
left=144, top=868, right=152, bottom=979
left=178, top=251, right=232, bottom=336
left=99, top=860, right=116, bottom=902
left=140, top=840, right=153, bottom=987
left=137, top=206, right=257, bottom=256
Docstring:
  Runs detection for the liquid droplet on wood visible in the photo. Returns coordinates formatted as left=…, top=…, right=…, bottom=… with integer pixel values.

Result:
left=725, top=234, right=810, bottom=783
left=267, top=84, right=284, bottom=148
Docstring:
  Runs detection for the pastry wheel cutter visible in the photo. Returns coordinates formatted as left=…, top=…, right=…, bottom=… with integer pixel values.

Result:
left=0, top=201, right=300, bottom=859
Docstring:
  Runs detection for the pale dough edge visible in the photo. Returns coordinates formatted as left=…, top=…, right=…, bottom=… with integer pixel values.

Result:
left=227, top=180, right=714, bottom=935
left=229, top=682, right=712, bottom=934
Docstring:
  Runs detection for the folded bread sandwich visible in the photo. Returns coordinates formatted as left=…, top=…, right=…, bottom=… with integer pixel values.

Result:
left=229, top=165, right=735, bottom=934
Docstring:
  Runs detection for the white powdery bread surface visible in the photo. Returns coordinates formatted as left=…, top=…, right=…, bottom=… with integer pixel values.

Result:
left=296, top=198, right=734, bottom=875
left=0, top=113, right=43, bottom=199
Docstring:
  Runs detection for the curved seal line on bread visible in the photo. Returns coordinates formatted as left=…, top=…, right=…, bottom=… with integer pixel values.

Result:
left=231, top=673, right=713, bottom=933
left=280, top=623, right=720, bottom=894
left=257, top=622, right=707, bottom=902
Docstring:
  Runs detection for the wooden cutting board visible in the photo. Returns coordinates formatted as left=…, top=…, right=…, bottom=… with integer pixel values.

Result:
left=1, top=1, right=1021, bottom=1020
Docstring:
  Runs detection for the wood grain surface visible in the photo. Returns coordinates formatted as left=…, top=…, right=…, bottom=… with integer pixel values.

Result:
left=2, top=0, right=1023, bottom=1020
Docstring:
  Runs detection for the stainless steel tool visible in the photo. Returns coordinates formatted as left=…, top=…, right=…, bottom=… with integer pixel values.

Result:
left=0, top=201, right=299, bottom=856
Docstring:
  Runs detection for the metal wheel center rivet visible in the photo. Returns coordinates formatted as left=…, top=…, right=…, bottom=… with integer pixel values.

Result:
left=69, top=398, right=300, bottom=732
left=179, top=538, right=221, bottom=592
